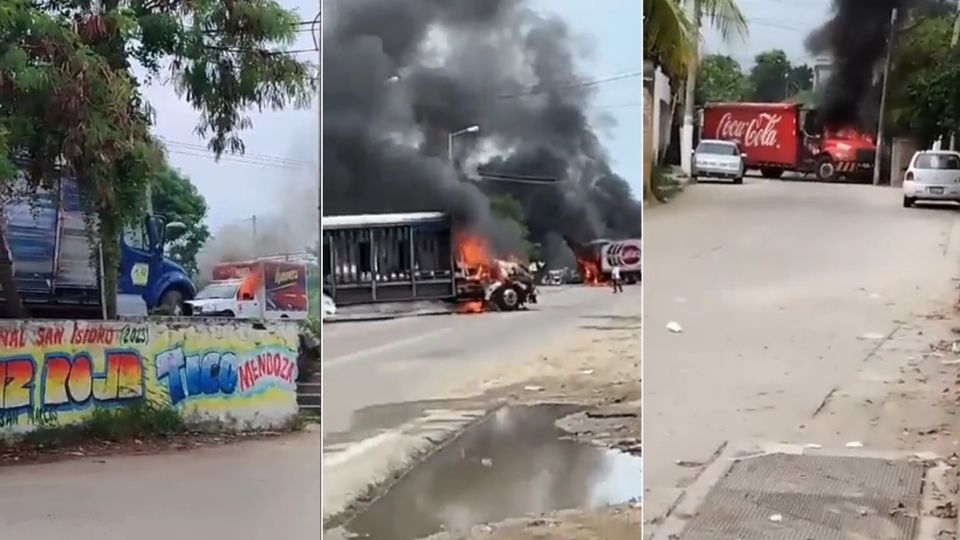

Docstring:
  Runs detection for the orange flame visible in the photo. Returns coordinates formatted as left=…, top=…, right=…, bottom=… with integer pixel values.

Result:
left=576, top=256, right=603, bottom=286
left=454, top=230, right=497, bottom=313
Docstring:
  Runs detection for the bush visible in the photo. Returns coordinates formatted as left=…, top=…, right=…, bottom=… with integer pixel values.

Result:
left=651, top=164, right=681, bottom=202
left=19, top=399, right=185, bottom=448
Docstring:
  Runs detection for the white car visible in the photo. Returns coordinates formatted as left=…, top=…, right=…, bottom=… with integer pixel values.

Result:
left=903, top=150, right=960, bottom=207
left=322, top=293, right=337, bottom=319
left=692, top=139, right=746, bottom=184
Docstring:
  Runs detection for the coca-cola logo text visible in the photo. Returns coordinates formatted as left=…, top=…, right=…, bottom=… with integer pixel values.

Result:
left=716, top=112, right=782, bottom=148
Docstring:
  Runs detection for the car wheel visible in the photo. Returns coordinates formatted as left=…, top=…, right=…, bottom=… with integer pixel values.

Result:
left=733, top=176, right=744, bottom=185
left=815, top=156, right=837, bottom=182
left=903, top=196, right=916, bottom=208
left=492, top=285, right=521, bottom=311
left=159, top=289, right=185, bottom=316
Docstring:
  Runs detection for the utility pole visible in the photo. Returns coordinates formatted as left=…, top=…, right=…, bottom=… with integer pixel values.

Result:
left=315, top=11, right=322, bottom=256
left=680, top=0, right=702, bottom=177
left=949, top=3, right=960, bottom=150
left=873, top=7, right=898, bottom=186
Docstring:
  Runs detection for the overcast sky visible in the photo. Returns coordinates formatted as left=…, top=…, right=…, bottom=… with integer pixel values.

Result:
left=142, top=0, right=318, bottom=235
left=143, top=0, right=641, bottom=240
left=530, top=0, right=644, bottom=196
left=702, top=0, right=833, bottom=68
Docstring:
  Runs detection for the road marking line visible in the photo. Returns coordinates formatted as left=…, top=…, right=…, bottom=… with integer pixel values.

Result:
left=324, top=327, right=453, bottom=367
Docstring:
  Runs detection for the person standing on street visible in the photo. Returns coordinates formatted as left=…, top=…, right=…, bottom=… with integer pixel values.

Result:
left=611, top=265, right=623, bottom=293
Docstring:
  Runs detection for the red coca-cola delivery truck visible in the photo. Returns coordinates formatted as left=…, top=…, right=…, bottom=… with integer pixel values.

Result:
left=700, top=102, right=876, bottom=182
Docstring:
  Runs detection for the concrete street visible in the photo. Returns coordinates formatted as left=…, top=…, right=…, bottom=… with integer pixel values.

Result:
left=322, top=286, right=638, bottom=437
left=322, top=285, right=640, bottom=521
left=643, top=178, right=960, bottom=526
left=0, top=432, right=322, bottom=539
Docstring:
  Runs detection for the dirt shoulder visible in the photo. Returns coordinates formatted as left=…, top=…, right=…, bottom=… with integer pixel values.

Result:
left=420, top=504, right=641, bottom=540
left=405, top=312, right=641, bottom=540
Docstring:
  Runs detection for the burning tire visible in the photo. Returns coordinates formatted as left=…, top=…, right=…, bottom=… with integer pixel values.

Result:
left=492, top=284, right=522, bottom=311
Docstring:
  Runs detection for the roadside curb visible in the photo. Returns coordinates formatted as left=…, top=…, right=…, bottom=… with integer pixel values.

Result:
left=651, top=439, right=950, bottom=540
left=324, top=309, right=454, bottom=324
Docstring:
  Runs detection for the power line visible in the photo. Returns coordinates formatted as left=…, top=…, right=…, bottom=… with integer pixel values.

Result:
left=165, top=148, right=314, bottom=170
left=159, top=137, right=313, bottom=166
left=495, top=70, right=643, bottom=99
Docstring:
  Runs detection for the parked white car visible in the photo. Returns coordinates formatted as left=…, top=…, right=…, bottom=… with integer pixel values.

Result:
left=322, top=293, right=337, bottom=320
left=903, top=150, right=960, bottom=207
left=692, top=139, right=746, bottom=184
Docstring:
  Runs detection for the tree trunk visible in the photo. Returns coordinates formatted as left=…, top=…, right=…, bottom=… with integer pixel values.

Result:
left=643, top=86, right=658, bottom=206
left=99, top=209, right=120, bottom=319
left=0, top=218, right=26, bottom=318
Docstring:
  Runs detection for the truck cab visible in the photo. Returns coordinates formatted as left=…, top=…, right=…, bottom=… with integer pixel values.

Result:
left=5, top=174, right=195, bottom=318
left=117, top=215, right=196, bottom=316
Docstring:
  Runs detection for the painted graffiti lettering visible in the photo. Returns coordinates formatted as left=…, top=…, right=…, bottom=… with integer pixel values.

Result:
left=118, top=325, right=149, bottom=345
left=716, top=112, right=782, bottom=148
left=0, top=328, right=27, bottom=349
left=0, top=351, right=144, bottom=414
left=35, top=326, right=65, bottom=347
left=0, top=357, right=35, bottom=411
left=238, top=352, right=296, bottom=392
left=70, top=324, right=116, bottom=346
left=41, top=351, right=144, bottom=409
left=155, top=347, right=238, bottom=406
left=0, top=408, right=57, bottom=428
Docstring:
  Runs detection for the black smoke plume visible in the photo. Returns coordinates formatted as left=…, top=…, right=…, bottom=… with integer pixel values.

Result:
left=322, top=0, right=642, bottom=255
left=806, top=0, right=938, bottom=127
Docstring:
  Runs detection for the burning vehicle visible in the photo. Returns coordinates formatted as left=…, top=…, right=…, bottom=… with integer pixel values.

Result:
left=187, top=259, right=309, bottom=320
left=700, top=102, right=876, bottom=182
left=322, top=212, right=536, bottom=313
left=569, top=238, right=642, bottom=285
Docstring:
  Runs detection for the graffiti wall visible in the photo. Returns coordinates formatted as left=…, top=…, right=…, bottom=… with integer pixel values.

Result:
left=0, top=320, right=300, bottom=435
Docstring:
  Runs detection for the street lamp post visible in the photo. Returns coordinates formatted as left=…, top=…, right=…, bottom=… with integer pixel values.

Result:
left=448, top=125, right=480, bottom=163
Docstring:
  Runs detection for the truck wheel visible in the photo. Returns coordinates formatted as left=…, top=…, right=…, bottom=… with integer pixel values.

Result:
left=903, top=196, right=916, bottom=208
left=222, top=310, right=236, bottom=318
left=760, top=167, right=784, bottom=179
left=815, top=156, right=837, bottom=182
left=492, top=285, right=521, bottom=311
left=733, top=176, right=744, bottom=185
left=159, top=289, right=185, bottom=316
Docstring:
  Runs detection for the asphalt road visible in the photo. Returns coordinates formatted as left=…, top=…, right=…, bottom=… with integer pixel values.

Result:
left=322, top=285, right=639, bottom=438
left=643, top=178, right=960, bottom=523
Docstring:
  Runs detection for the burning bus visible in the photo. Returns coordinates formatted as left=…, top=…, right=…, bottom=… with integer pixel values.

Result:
left=321, top=212, right=536, bottom=312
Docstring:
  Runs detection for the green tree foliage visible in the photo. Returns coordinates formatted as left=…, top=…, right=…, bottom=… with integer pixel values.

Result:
left=150, top=166, right=209, bottom=276
left=1, top=0, right=315, bottom=317
left=887, top=14, right=956, bottom=145
left=696, top=54, right=748, bottom=104
left=0, top=1, right=157, bottom=317
left=749, top=50, right=791, bottom=101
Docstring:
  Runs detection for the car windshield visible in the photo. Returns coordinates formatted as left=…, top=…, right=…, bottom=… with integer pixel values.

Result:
left=196, top=283, right=238, bottom=299
left=697, top=142, right=737, bottom=156
left=915, top=153, right=960, bottom=170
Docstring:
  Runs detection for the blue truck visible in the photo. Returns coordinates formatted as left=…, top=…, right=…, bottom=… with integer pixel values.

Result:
left=4, top=175, right=196, bottom=318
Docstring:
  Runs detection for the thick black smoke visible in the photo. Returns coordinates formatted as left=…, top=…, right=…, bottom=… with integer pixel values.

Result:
left=806, top=0, right=959, bottom=127
left=806, top=0, right=905, bottom=127
left=322, top=0, right=642, bottom=254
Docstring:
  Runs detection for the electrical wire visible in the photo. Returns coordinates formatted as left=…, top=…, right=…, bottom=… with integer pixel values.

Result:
left=495, top=70, right=643, bottom=99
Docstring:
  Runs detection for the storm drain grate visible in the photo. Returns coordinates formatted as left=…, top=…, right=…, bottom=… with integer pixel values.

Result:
left=680, top=453, right=926, bottom=540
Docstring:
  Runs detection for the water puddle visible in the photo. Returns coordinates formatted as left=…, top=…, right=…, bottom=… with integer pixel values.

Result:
left=342, top=404, right=642, bottom=539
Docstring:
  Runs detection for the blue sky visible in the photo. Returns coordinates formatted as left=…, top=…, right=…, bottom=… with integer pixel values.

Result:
left=534, top=0, right=643, bottom=196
